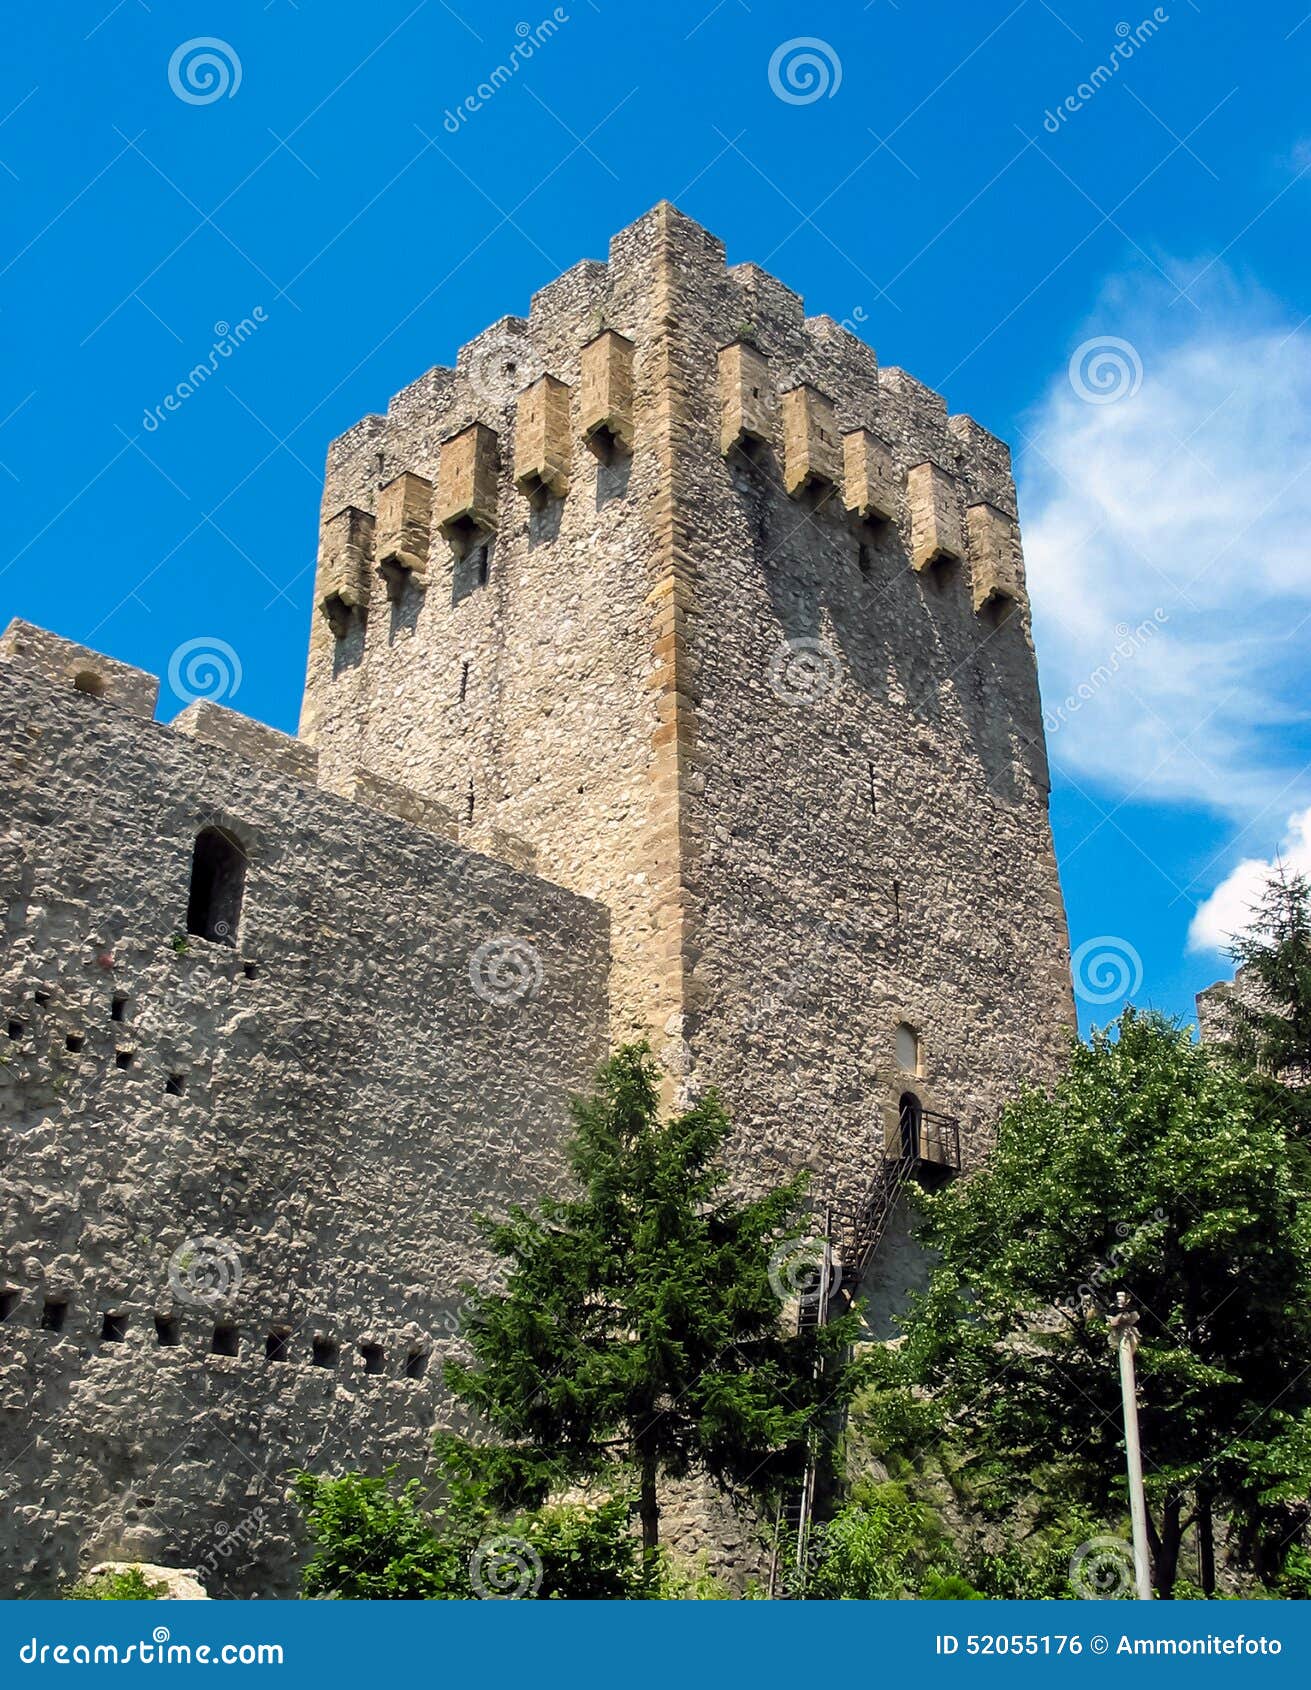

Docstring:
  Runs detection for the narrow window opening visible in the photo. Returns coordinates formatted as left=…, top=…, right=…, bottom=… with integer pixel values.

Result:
left=892, top=878, right=901, bottom=923
left=110, top=993, right=127, bottom=1023
left=459, top=660, right=470, bottom=703
left=896, top=1022, right=921, bottom=1075
left=311, top=1336, right=338, bottom=1369
left=858, top=542, right=872, bottom=578
left=33, top=989, right=51, bottom=1008
left=265, top=1329, right=290, bottom=1363
left=211, top=1323, right=239, bottom=1357
left=186, top=826, right=247, bottom=947
left=7, top=1020, right=23, bottom=1040
left=65, top=1033, right=85, bottom=1053
left=100, top=1311, right=128, bottom=1344
left=40, top=1299, right=68, bottom=1332
left=867, top=760, right=877, bottom=816
left=466, top=781, right=475, bottom=826
left=154, top=1314, right=180, bottom=1347
left=115, top=1049, right=135, bottom=1070
left=359, top=1341, right=385, bottom=1376
left=0, top=1290, right=20, bottom=1322
left=165, top=1073, right=186, bottom=1097
left=475, top=546, right=490, bottom=587
left=404, top=1349, right=429, bottom=1380
left=72, top=670, right=106, bottom=698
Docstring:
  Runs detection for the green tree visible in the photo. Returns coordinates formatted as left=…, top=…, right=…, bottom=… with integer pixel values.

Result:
left=871, top=1011, right=1311, bottom=1597
left=445, top=1043, right=856, bottom=1559
left=1221, top=862, right=1311, bottom=1141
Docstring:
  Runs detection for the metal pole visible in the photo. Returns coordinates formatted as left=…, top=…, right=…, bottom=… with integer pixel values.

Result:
left=1108, top=1293, right=1154, bottom=1600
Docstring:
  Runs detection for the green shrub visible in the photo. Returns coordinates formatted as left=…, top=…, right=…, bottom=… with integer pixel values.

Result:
left=63, top=1567, right=165, bottom=1601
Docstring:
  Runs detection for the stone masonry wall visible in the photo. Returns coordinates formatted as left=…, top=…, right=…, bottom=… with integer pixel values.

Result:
left=0, top=630, right=609, bottom=1596
left=300, top=205, right=1075, bottom=1252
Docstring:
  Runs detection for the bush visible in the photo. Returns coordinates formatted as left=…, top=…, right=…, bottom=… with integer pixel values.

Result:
left=803, top=1480, right=964, bottom=1600
left=63, top=1567, right=165, bottom=1601
left=292, top=1467, right=650, bottom=1600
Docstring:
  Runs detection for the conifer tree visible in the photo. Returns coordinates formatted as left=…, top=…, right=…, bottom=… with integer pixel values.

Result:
left=445, top=1044, right=855, bottom=1557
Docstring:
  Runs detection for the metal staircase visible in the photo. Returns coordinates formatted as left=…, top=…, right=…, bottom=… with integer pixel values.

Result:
left=766, top=1105, right=962, bottom=1598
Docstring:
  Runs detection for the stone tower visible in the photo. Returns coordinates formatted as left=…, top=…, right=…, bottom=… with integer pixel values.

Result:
left=302, top=202, right=1075, bottom=1200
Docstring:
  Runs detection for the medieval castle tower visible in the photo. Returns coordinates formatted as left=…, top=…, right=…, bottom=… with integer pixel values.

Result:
left=0, top=205, right=1074, bottom=1595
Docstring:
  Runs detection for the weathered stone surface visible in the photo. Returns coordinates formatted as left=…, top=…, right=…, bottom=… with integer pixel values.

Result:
left=375, top=472, right=433, bottom=599
left=966, top=501, right=1025, bottom=614
left=842, top=429, right=901, bottom=524
left=781, top=384, right=840, bottom=496
left=907, top=461, right=966, bottom=573
left=0, top=622, right=159, bottom=720
left=173, top=701, right=318, bottom=787
left=0, top=647, right=608, bottom=1596
left=718, top=341, right=774, bottom=457
left=513, top=375, right=572, bottom=502
left=578, top=330, right=634, bottom=454
left=435, top=423, right=498, bottom=555
left=314, top=506, right=374, bottom=635
left=88, top=1561, right=209, bottom=1599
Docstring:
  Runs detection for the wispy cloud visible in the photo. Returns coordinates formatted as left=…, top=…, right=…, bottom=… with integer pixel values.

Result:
left=1189, top=806, right=1311, bottom=954
left=1019, top=264, right=1311, bottom=824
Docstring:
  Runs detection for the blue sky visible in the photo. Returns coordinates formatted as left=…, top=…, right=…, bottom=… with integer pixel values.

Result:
left=3, top=0, right=1310, bottom=1033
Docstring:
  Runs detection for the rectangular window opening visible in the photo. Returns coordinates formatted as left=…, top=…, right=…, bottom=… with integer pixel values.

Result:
left=265, top=1330, right=291, bottom=1363
left=359, top=1341, right=385, bottom=1376
left=155, top=1314, right=180, bottom=1347
left=115, top=1049, right=135, bottom=1070
left=7, top=1020, right=23, bottom=1040
left=0, top=1290, right=20, bottom=1323
left=65, top=1032, right=85, bottom=1053
left=33, top=989, right=51, bottom=1008
left=404, top=1349, right=429, bottom=1380
left=40, top=1299, right=68, bottom=1332
left=165, top=1073, right=186, bottom=1097
left=100, top=1311, right=128, bottom=1344
left=311, top=1336, right=338, bottom=1369
left=211, top=1323, right=239, bottom=1357
left=243, top=961, right=258, bottom=980
left=110, top=993, right=127, bottom=1023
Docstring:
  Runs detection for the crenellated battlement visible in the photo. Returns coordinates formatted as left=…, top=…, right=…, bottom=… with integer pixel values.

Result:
left=309, top=204, right=1025, bottom=663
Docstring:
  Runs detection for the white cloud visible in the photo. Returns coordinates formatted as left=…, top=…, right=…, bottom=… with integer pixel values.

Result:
left=1188, top=807, right=1311, bottom=954
left=1019, top=266, right=1311, bottom=821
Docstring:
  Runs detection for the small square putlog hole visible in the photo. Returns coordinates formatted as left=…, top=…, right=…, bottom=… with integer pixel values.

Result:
left=154, top=1314, right=181, bottom=1347
left=165, top=1073, right=186, bottom=1097
left=65, top=1032, right=85, bottom=1053
left=311, top=1336, right=338, bottom=1369
left=114, top=1049, right=135, bottom=1071
left=404, top=1349, right=429, bottom=1380
left=7, top=1021, right=23, bottom=1040
left=40, top=1299, right=68, bottom=1332
left=359, top=1342, right=385, bottom=1376
left=100, top=1311, right=129, bottom=1344
left=211, top=1323, right=239, bottom=1357
left=0, top=1290, right=21, bottom=1323
left=265, top=1330, right=291, bottom=1363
